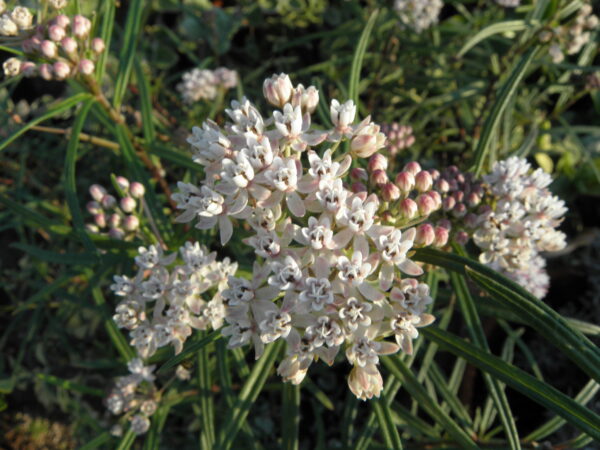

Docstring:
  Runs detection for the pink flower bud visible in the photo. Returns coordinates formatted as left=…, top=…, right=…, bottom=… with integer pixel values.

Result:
left=101, top=194, right=116, bottom=209
left=263, top=73, right=293, bottom=107
left=94, top=213, right=106, bottom=228
left=350, top=167, right=368, bottom=182
left=20, top=61, right=36, bottom=77
left=429, top=169, right=440, bottom=181
left=400, top=198, right=418, bottom=219
left=129, top=182, right=145, bottom=198
left=464, top=213, right=478, bottom=228
left=120, top=197, right=136, bottom=213
left=109, top=228, right=125, bottom=240
left=48, top=24, right=66, bottom=42
left=395, top=171, right=415, bottom=192
left=78, top=58, right=95, bottom=75
left=351, top=182, right=367, bottom=193
left=452, top=191, right=464, bottom=203
left=91, top=37, right=105, bottom=54
left=370, top=169, right=388, bottom=186
left=86, top=224, right=99, bottom=233
left=381, top=211, right=393, bottom=223
left=351, top=133, right=383, bottom=159
left=86, top=201, right=102, bottom=214
left=452, top=203, right=467, bottom=218
left=455, top=231, right=470, bottom=245
left=414, top=171, right=432, bottom=192
left=403, top=161, right=421, bottom=176
left=417, top=194, right=436, bottom=216
left=61, top=37, right=77, bottom=54
left=433, top=226, right=449, bottom=247
left=53, top=14, right=70, bottom=28
left=381, top=182, right=400, bottom=202
left=22, top=38, right=38, bottom=53
left=467, top=192, right=481, bottom=207
left=39, top=63, right=53, bottom=80
left=40, top=40, right=58, bottom=58
left=435, top=179, right=450, bottom=193
left=72, top=15, right=91, bottom=38
left=443, top=196, right=456, bottom=211
left=52, top=61, right=71, bottom=79
left=108, top=213, right=121, bottom=228
left=116, top=176, right=130, bottom=190
left=416, top=223, right=435, bottom=246
left=427, top=191, right=442, bottom=210
left=291, top=84, right=319, bottom=114
left=368, top=153, right=388, bottom=173
left=437, top=219, right=452, bottom=230
left=123, top=215, right=139, bottom=232
left=89, top=184, right=106, bottom=202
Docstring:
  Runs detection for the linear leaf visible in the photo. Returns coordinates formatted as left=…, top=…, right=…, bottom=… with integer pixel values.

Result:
left=10, top=243, right=97, bottom=266
left=348, top=9, right=379, bottom=107
left=95, top=0, right=115, bottom=81
left=148, top=143, right=199, bottom=171
left=458, top=21, right=531, bottom=57
left=158, top=330, right=220, bottom=373
left=134, top=58, right=156, bottom=143
left=373, top=392, right=403, bottom=449
left=423, top=327, right=600, bottom=441
left=115, top=429, right=136, bottom=450
left=198, top=333, right=215, bottom=448
left=91, top=287, right=135, bottom=361
left=282, top=383, right=300, bottom=450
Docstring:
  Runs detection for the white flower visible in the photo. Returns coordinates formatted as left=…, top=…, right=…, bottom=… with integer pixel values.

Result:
left=390, top=279, right=433, bottom=315
left=305, top=316, right=344, bottom=348
left=263, top=73, right=293, bottom=108
left=330, top=99, right=356, bottom=140
left=298, top=277, right=334, bottom=311
left=113, top=301, right=145, bottom=330
left=0, top=14, right=18, bottom=36
left=259, top=310, right=292, bottom=343
left=11, top=7, right=33, bottom=30
left=130, top=415, right=150, bottom=435
left=394, top=0, right=443, bottom=33
left=268, top=255, right=302, bottom=290
left=338, top=297, right=372, bottom=331
left=348, top=364, right=383, bottom=400
left=187, top=121, right=231, bottom=167
left=297, top=216, right=335, bottom=250
left=178, top=68, right=218, bottom=104
left=391, top=310, right=435, bottom=354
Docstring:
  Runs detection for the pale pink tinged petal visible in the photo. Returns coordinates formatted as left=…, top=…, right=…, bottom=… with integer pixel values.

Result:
left=253, top=336, right=265, bottom=360
left=314, top=256, right=331, bottom=279
left=378, top=341, right=400, bottom=355
left=358, top=282, right=385, bottom=302
left=337, top=155, right=352, bottom=176
left=195, top=217, right=218, bottom=230
left=357, top=367, right=370, bottom=388
left=366, top=225, right=394, bottom=241
left=232, top=206, right=252, bottom=219
left=366, top=252, right=380, bottom=272
left=251, top=299, right=278, bottom=322
left=249, top=183, right=271, bottom=201
left=333, top=228, right=353, bottom=249
left=305, top=198, right=323, bottom=213
left=286, top=328, right=301, bottom=350
left=418, top=314, right=436, bottom=327
left=398, top=259, right=424, bottom=276
left=216, top=183, right=237, bottom=195
left=354, top=191, right=367, bottom=202
left=302, top=130, right=328, bottom=146
left=403, top=227, right=416, bottom=241
left=318, top=346, right=339, bottom=366
left=259, top=190, right=284, bottom=208
left=291, top=141, right=307, bottom=153
left=219, top=216, right=233, bottom=246
left=286, top=191, right=306, bottom=217
left=353, top=235, right=369, bottom=258
left=253, top=171, right=269, bottom=185
left=255, top=285, right=280, bottom=301
left=173, top=339, right=184, bottom=355
left=402, top=338, right=413, bottom=355
left=281, top=290, right=299, bottom=313
left=175, top=209, right=198, bottom=223
left=379, top=264, right=395, bottom=291
left=297, top=178, right=318, bottom=194
left=229, top=192, right=248, bottom=215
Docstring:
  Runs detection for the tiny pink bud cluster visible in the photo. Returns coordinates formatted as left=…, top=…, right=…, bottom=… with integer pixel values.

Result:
left=380, top=122, right=415, bottom=156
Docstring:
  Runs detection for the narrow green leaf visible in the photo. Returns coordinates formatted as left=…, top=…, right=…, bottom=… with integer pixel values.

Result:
left=217, top=340, right=283, bottom=450
left=0, top=195, right=71, bottom=235
left=36, top=373, right=104, bottom=397
left=79, top=432, right=112, bottom=450
left=158, top=330, right=220, bottom=373
left=148, top=143, right=199, bottom=171
left=115, top=429, right=136, bottom=450
left=348, top=9, right=379, bottom=107
left=10, top=243, right=96, bottom=266
left=198, top=333, right=215, bottom=448
left=134, top=58, right=156, bottom=143
left=382, top=356, right=478, bottom=449
left=424, top=327, right=600, bottom=441
left=91, top=287, right=135, bottom=361
left=95, top=0, right=115, bottom=81
left=471, top=48, right=536, bottom=176
left=282, top=383, right=300, bottom=450
left=143, top=404, right=170, bottom=450
left=0, top=93, right=91, bottom=152
left=373, top=392, right=403, bottom=449
left=450, top=271, right=520, bottom=449
left=458, top=21, right=530, bottom=57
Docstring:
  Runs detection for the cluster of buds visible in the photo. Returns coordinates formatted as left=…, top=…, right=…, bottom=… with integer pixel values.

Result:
left=540, top=3, right=598, bottom=64
left=472, top=157, right=567, bottom=298
left=3, top=12, right=106, bottom=80
left=380, top=122, right=414, bottom=156
left=393, top=0, right=444, bottom=33
left=169, top=73, right=436, bottom=400
left=111, top=243, right=237, bottom=357
left=0, top=4, right=33, bottom=37
left=106, top=358, right=158, bottom=436
left=495, top=0, right=520, bottom=7
left=177, top=67, right=238, bottom=104
left=86, top=177, right=145, bottom=241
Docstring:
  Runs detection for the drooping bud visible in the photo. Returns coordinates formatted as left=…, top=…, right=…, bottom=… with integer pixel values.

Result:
left=20, top=61, right=36, bottom=77
left=108, top=213, right=121, bottom=229
left=455, top=231, right=470, bottom=245
left=129, top=182, right=146, bottom=198
left=61, top=36, right=78, bottom=54
left=429, top=169, right=440, bottom=181
left=400, top=198, right=418, bottom=219
left=452, top=203, right=467, bottom=218
left=435, top=178, right=450, bottom=193
left=86, top=201, right=102, bottom=214
left=263, top=73, right=293, bottom=108
left=415, top=223, right=435, bottom=246
left=120, top=197, right=136, bottom=213
left=427, top=191, right=442, bottom=210
left=368, top=153, right=388, bottom=173
left=39, top=63, right=53, bottom=80
left=109, top=228, right=125, bottom=240
left=351, top=182, right=367, bottom=193
left=94, top=213, right=106, bottom=228
left=414, top=171, right=432, bottom=192
left=443, top=196, right=456, bottom=211
left=437, top=218, right=452, bottom=230
left=381, top=182, right=400, bottom=202
left=54, top=14, right=70, bottom=28
left=467, top=192, right=481, bottom=207
left=395, top=171, right=415, bottom=193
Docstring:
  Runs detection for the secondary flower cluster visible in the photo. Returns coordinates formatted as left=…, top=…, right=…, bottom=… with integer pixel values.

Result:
left=541, top=3, right=598, bottom=64
left=111, top=242, right=237, bottom=357
left=495, top=0, right=520, bottom=7
left=3, top=12, right=106, bottom=80
left=106, top=358, right=158, bottom=436
left=86, top=177, right=146, bottom=241
left=380, top=122, right=414, bottom=157
left=171, top=73, right=436, bottom=399
left=393, top=0, right=443, bottom=33
left=472, top=157, right=567, bottom=298
left=0, top=4, right=33, bottom=37
left=177, top=67, right=238, bottom=104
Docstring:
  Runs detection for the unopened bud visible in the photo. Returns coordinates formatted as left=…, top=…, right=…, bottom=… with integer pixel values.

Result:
left=86, top=201, right=102, bottom=214
left=464, top=213, right=478, bottom=228
left=381, top=182, right=400, bottom=202
left=433, top=226, right=449, bottom=247
left=53, top=14, right=70, bottom=28
left=61, top=36, right=78, bottom=54
left=115, top=176, right=130, bottom=190
left=40, top=40, right=58, bottom=58
left=89, top=184, right=106, bottom=202
left=351, top=128, right=385, bottom=158
left=416, top=223, right=435, bottom=246
left=78, top=59, right=95, bottom=75
left=22, top=38, right=38, bottom=53
left=72, top=15, right=91, bottom=38
left=403, top=161, right=421, bottom=176
left=94, top=213, right=106, bottom=228
left=52, top=61, right=71, bottom=79
left=452, top=203, right=467, bottom=218
left=291, top=84, right=319, bottom=114
left=39, top=63, right=53, bottom=80
left=370, top=169, right=388, bottom=186
left=350, top=167, right=368, bottom=182
left=435, top=179, right=450, bottom=193
left=129, top=182, right=145, bottom=198
left=437, top=219, right=452, bottom=230
left=20, top=61, right=36, bottom=77
left=109, top=228, right=125, bottom=240
left=452, top=191, right=464, bottom=203
left=414, top=171, right=432, bottom=192
left=381, top=211, right=393, bottom=223
left=120, top=197, right=136, bottom=213
left=91, top=37, right=105, bottom=54
left=351, top=182, right=367, bottom=193
left=455, top=231, right=470, bottom=245
left=123, top=215, right=140, bottom=231
left=108, top=213, right=121, bottom=228
left=395, top=171, right=415, bottom=192
left=467, top=192, right=480, bottom=207
left=368, top=153, right=388, bottom=172
left=263, top=73, right=293, bottom=107
left=86, top=224, right=99, bottom=233
left=101, top=194, right=116, bottom=208
left=48, top=25, right=66, bottom=42
left=400, top=198, right=418, bottom=219
left=417, top=194, right=436, bottom=216
left=427, top=191, right=442, bottom=210
left=429, top=169, right=440, bottom=181
left=443, top=196, right=456, bottom=211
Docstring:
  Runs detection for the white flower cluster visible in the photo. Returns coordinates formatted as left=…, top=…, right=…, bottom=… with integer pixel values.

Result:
left=541, top=3, right=598, bottom=64
left=172, top=73, right=436, bottom=400
left=3, top=12, right=106, bottom=80
left=86, top=177, right=145, bottom=240
left=177, top=67, right=238, bottom=104
left=111, top=242, right=237, bottom=357
left=393, top=0, right=443, bottom=33
left=106, top=358, right=158, bottom=436
left=0, top=5, right=33, bottom=37
left=495, top=0, right=520, bottom=7
left=473, top=157, right=567, bottom=298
